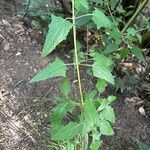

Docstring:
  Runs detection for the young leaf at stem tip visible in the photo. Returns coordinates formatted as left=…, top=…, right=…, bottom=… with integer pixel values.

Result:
left=96, top=79, right=107, bottom=93
left=60, top=77, right=71, bottom=97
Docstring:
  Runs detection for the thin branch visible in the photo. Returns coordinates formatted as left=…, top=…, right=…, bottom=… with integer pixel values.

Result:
left=121, top=0, right=149, bottom=33
left=71, top=0, right=84, bottom=106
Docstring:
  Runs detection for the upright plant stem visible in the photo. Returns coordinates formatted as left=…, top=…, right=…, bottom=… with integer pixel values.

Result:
left=71, top=0, right=84, bottom=107
left=121, top=0, right=149, bottom=33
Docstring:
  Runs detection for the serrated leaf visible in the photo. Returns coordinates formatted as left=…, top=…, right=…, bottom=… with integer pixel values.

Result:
left=131, top=46, right=145, bottom=61
left=92, top=8, right=112, bottom=29
left=99, top=120, right=114, bottom=135
left=110, top=27, right=122, bottom=39
left=96, top=79, right=107, bottom=93
left=90, top=131, right=102, bottom=150
left=67, top=142, right=75, bottom=150
left=51, top=100, right=75, bottom=125
left=93, top=53, right=114, bottom=67
left=30, top=58, right=66, bottom=82
left=92, top=64, right=115, bottom=85
left=92, top=53, right=115, bottom=84
left=85, top=90, right=97, bottom=100
left=90, top=140, right=102, bottom=150
left=41, top=15, right=72, bottom=57
left=127, top=27, right=136, bottom=36
left=75, top=0, right=89, bottom=12
left=103, top=43, right=118, bottom=54
left=100, top=106, right=115, bottom=123
left=60, top=77, right=71, bottom=96
left=98, top=96, right=116, bottom=111
left=84, top=92, right=99, bottom=129
left=75, top=12, right=91, bottom=26
left=52, top=122, right=83, bottom=141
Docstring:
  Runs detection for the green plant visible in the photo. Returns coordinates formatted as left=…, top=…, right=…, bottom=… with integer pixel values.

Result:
left=137, top=141, right=150, bottom=150
left=115, top=71, right=138, bottom=93
left=30, top=0, right=146, bottom=149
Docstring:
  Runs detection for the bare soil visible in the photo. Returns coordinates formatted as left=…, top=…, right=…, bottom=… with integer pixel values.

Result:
left=0, top=1, right=150, bottom=150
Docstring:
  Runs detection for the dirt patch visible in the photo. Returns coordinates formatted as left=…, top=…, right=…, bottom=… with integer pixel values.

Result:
left=102, top=94, right=150, bottom=150
left=0, top=1, right=150, bottom=150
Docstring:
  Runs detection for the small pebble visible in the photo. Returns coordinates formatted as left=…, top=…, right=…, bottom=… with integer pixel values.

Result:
left=16, top=52, right=21, bottom=56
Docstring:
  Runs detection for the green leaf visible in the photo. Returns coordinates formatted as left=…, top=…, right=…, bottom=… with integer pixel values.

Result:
left=51, top=100, right=75, bottom=125
left=92, top=64, right=115, bottom=85
left=52, top=122, right=83, bottom=141
left=41, top=15, right=72, bottom=57
left=84, top=100, right=99, bottom=127
left=137, top=141, right=150, bottom=150
left=90, top=140, right=102, bottom=150
left=127, top=27, right=136, bottom=36
left=75, top=12, right=91, bottom=26
left=92, top=8, right=112, bottom=29
left=110, top=27, right=122, bottom=39
left=90, top=131, right=102, bottom=150
left=30, top=58, right=66, bottom=82
left=131, top=46, right=145, bottom=61
left=103, top=43, right=118, bottom=54
left=67, top=142, right=75, bottom=150
left=93, top=53, right=114, bottom=68
left=120, top=48, right=129, bottom=59
left=116, top=5, right=126, bottom=14
left=85, top=90, right=97, bottom=100
left=75, top=0, right=89, bottom=12
left=99, top=120, right=114, bottom=135
left=60, top=77, right=71, bottom=96
left=98, top=96, right=116, bottom=111
left=96, top=79, right=107, bottom=93
left=84, top=92, right=99, bottom=130
left=136, top=33, right=142, bottom=43
left=100, top=106, right=115, bottom=123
